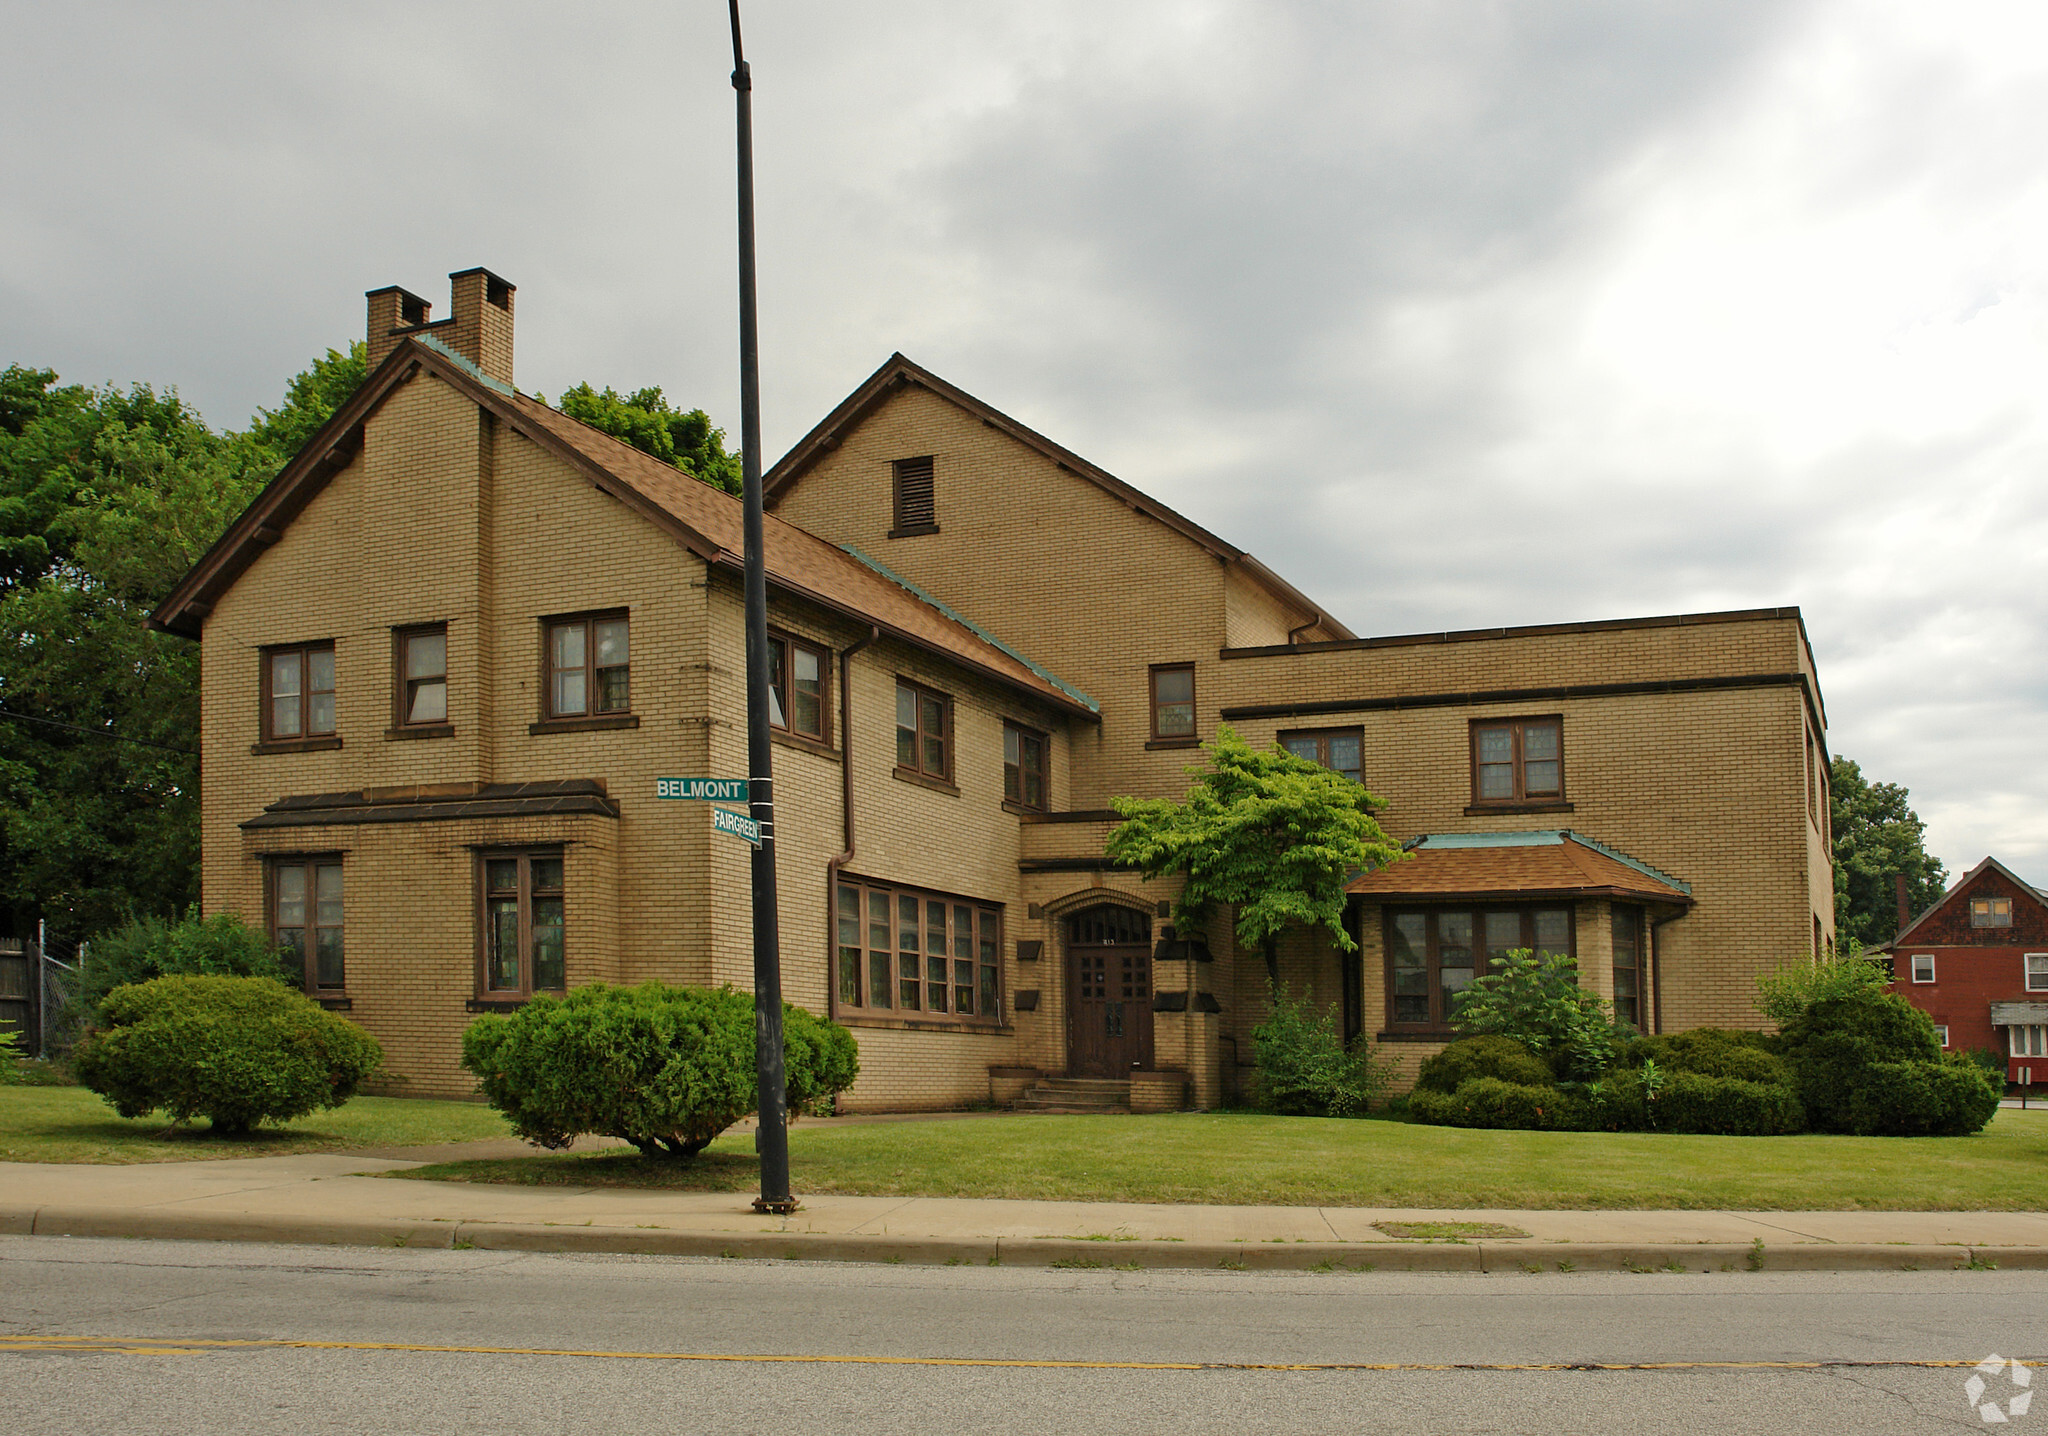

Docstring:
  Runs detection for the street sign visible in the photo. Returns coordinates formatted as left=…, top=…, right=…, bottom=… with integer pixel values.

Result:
left=657, top=778, right=750, bottom=802
left=712, top=806, right=761, bottom=848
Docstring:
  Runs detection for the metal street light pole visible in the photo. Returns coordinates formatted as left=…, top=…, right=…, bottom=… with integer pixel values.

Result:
left=727, top=0, right=795, bottom=1215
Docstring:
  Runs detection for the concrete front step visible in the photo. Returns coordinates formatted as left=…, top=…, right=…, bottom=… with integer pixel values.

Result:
left=1014, top=1076, right=1132, bottom=1113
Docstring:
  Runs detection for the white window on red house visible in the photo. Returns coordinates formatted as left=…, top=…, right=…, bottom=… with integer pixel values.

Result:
left=2011, top=1024, right=2048, bottom=1059
left=1934, top=1024, right=1950, bottom=1048
left=2027, top=954, right=2048, bottom=993
left=1910, top=954, right=1936, bottom=984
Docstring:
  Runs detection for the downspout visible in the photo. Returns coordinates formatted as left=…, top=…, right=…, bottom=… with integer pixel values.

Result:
left=825, top=627, right=882, bottom=1016
left=1650, top=910, right=1683, bottom=1035
left=1287, top=613, right=1322, bottom=645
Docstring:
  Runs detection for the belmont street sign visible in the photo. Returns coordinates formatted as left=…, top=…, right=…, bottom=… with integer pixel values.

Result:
left=711, top=806, right=762, bottom=848
left=657, top=778, right=750, bottom=803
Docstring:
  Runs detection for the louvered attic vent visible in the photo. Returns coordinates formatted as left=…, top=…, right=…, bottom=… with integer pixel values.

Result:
left=891, top=455, right=938, bottom=536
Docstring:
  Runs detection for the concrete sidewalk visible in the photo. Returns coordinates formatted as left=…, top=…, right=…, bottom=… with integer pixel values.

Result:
left=4, top=1145, right=2046, bottom=1273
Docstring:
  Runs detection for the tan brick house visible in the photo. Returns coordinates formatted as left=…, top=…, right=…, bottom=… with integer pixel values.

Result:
left=151, top=269, right=1835, bottom=1108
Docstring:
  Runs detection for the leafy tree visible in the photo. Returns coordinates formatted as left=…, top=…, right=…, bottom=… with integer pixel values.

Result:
left=1754, top=946, right=1891, bottom=1028
left=1105, top=726, right=1402, bottom=982
left=552, top=383, right=742, bottom=494
left=0, top=352, right=361, bottom=942
left=1830, top=757, right=1948, bottom=948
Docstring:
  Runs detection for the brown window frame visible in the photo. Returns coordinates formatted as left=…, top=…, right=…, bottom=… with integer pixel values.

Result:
left=476, top=850, right=567, bottom=1001
left=1384, top=905, right=1576, bottom=1035
left=1149, top=663, right=1197, bottom=743
left=541, top=610, right=631, bottom=722
left=833, top=877, right=1002, bottom=1027
left=261, top=641, right=337, bottom=742
left=1612, top=905, right=1644, bottom=1030
left=890, top=455, right=938, bottom=537
left=895, top=678, right=953, bottom=783
left=1469, top=716, right=1565, bottom=806
left=768, top=631, right=831, bottom=744
left=1003, top=721, right=1049, bottom=811
left=1279, top=726, right=1364, bottom=783
left=391, top=623, right=451, bottom=734
left=269, top=854, right=345, bottom=993
left=1971, top=897, right=2013, bottom=929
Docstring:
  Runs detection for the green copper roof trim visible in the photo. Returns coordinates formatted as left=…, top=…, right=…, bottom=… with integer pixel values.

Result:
left=838, top=545, right=1100, bottom=714
left=1396, top=828, right=1692, bottom=896
left=413, top=334, right=517, bottom=398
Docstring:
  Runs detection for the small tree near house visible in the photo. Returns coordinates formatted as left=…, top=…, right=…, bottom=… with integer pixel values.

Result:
left=1105, top=726, right=1404, bottom=984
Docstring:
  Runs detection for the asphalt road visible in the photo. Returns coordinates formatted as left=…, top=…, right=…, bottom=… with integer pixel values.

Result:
left=1, top=1235, right=2041, bottom=1434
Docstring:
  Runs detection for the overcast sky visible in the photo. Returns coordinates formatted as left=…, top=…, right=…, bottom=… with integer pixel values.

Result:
left=4, top=1, right=2043, bottom=885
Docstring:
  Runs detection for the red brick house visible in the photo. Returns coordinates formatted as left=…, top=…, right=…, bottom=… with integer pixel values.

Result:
left=1885, top=857, right=2048, bottom=1084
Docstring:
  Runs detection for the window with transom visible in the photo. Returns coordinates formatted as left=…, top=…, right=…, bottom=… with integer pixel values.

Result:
left=1470, top=717, right=1563, bottom=805
left=545, top=613, right=629, bottom=719
left=263, top=642, right=335, bottom=741
left=834, top=880, right=1000, bottom=1024
left=271, top=856, right=344, bottom=992
left=394, top=624, right=448, bottom=730
left=1280, top=727, right=1363, bottom=783
left=895, top=680, right=951, bottom=781
left=1004, top=722, right=1047, bottom=810
left=480, top=852, right=565, bottom=1000
left=1386, top=906, right=1574, bottom=1031
left=768, top=633, right=829, bottom=742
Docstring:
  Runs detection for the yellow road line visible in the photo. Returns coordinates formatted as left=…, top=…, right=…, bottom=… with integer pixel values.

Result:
left=0, top=1335, right=2035, bottom=1373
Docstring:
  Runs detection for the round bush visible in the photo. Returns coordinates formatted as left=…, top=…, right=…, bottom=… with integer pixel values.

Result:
left=1415, top=1035, right=1554, bottom=1095
left=461, top=983, right=860, bottom=1161
left=71, top=974, right=382, bottom=1134
left=1833, top=1055, right=2003, bottom=1137
left=1408, top=1076, right=1563, bottom=1130
left=1778, top=990, right=1968, bottom=1135
left=1623, top=1029, right=1791, bottom=1087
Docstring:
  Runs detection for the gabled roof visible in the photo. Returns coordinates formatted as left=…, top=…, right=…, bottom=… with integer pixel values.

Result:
left=148, top=339, right=1097, bottom=719
left=1888, top=856, right=2048, bottom=948
left=762, top=352, right=1356, bottom=642
left=1346, top=830, right=1693, bottom=906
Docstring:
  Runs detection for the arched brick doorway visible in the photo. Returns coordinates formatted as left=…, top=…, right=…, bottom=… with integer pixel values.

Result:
left=1065, top=904, right=1154, bottom=1077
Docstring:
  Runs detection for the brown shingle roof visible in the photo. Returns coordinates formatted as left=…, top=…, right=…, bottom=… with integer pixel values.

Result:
left=1348, top=831, right=1692, bottom=906
left=150, top=339, right=1096, bottom=718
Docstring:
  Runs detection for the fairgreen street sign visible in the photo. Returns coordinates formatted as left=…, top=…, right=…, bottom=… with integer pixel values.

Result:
left=657, top=778, right=750, bottom=802
left=711, top=806, right=761, bottom=847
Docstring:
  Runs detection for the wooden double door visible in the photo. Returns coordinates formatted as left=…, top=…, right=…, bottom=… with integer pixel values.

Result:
left=1065, top=905, right=1155, bottom=1077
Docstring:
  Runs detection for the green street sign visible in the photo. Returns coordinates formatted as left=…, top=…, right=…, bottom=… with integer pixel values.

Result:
left=712, top=806, right=761, bottom=847
left=657, top=778, right=750, bottom=802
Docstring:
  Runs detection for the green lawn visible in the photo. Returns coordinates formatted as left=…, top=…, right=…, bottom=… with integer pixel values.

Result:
left=390, top=1108, right=2048, bottom=1211
left=0, top=1085, right=512, bottom=1164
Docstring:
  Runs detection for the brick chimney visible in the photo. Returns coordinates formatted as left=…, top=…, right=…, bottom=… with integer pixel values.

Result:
left=364, top=268, right=516, bottom=386
left=1896, top=873, right=1912, bottom=936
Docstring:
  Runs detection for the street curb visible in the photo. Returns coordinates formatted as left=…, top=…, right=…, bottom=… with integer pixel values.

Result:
left=0, top=1207, right=2032, bottom=1273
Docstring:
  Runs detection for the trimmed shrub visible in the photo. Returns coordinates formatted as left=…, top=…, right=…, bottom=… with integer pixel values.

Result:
left=1780, top=989, right=1996, bottom=1136
left=1415, top=1035, right=1554, bottom=1095
left=1651, top=1071, right=1804, bottom=1136
left=1252, top=985, right=1391, bottom=1117
left=1833, top=1055, right=2003, bottom=1138
left=461, top=983, right=860, bottom=1160
left=1622, top=1029, right=1791, bottom=1087
left=1408, top=1077, right=1564, bottom=1130
left=77, top=910, right=293, bottom=1021
left=0, top=1025, right=22, bottom=1083
left=70, top=974, right=381, bottom=1134
left=1561, top=1068, right=1649, bottom=1132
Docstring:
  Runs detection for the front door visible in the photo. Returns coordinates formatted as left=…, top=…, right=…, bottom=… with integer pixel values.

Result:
left=1066, top=905, right=1155, bottom=1077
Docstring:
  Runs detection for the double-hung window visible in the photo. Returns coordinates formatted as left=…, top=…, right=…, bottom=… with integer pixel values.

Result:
left=768, top=633, right=829, bottom=742
left=895, top=680, right=951, bottom=782
left=1612, top=906, right=1643, bottom=1029
left=835, top=880, right=1001, bottom=1024
left=545, top=613, right=629, bottom=719
left=1971, top=897, right=2013, bottom=928
left=394, top=624, right=448, bottom=730
left=1387, top=907, right=1573, bottom=1030
left=1149, top=664, right=1195, bottom=742
left=2026, top=954, right=2048, bottom=993
left=264, top=643, right=336, bottom=742
left=1471, top=717, right=1563, bottom=805
left=272, top=856, right=344, bottom=992
left=1910, top=954, right=1936, bottom=984
left=1280, top=727, right=1363, bottom=782
left=480, top=852, right=566, bottom=999
left=1004, top=722, right=1048, bottom=810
